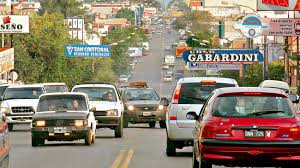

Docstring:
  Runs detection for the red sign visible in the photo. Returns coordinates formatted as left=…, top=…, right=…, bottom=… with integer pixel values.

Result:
left=258, top=0, right=300, bottom=11
left=262, top=0, right=289, bottom=7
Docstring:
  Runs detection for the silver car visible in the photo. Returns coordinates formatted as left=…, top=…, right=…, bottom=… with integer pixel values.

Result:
left=166, top=77, right=238, bottom=156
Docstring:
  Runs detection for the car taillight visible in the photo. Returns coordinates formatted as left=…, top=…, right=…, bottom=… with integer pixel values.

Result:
left=171, top=84, right=181, bottom=104
left=169, top=116, right=177, bottom=120
left=200, top=121, right=219, bottom=139
left=289, top=122, right=300, bottom=140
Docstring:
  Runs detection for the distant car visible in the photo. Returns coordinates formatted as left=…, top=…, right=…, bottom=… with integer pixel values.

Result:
left=175, top=70, right=184, bottom=80
left=172, top=42, right=178, bottom=48
left=40, top=83, right=68, bottom=93
left=31, top=92, right=96, bottom=146
left=166, top=77, right=239, bottom=156
left=259, top=80, right=289, bottom=94
left=165, top=46, right=171, bottom=51
left=119, top=75, right=129, bottom=83
left=162, top=64, right=169, bottom=70
left=119, top=82, right=168, bottom=128
left=166, top=70, right=173, bottom=75
left=163, top=75, right=173, bottom=82
left=190, top=87, right=300, bottom=168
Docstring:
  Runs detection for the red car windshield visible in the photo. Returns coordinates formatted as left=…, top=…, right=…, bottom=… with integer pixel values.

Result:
left=212, top=96, right=294, bottom=118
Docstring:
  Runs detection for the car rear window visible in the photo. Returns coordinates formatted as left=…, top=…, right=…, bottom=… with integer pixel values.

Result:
left=212, top=96, right=294, bottom=118
left=178, top=83, right=235, bottom=104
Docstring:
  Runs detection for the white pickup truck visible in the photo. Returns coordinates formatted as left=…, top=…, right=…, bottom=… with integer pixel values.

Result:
left=164, top=55, right=175, bottom=66
left=0, top=85, right=45, bottom=131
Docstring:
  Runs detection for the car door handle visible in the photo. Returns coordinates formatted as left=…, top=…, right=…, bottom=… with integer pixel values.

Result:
left=182, top=106, right=190, bottom=110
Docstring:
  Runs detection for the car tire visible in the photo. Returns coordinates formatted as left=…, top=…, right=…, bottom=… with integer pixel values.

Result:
left=115, top=117, right=123, bottom=138
left=0, top=154, right=9, bottom=168
left=192, top=148, right=199, bottom=168
left=166, top=138, right=176, bottom=156
left=159, top=120, right=166, bottom=128
left=149, top=121, right=156, bottom=128
left=199, top=156, right=212, bottom=168
left=31, top=136, right=44, bottom=147
left=91, top=132, right=96, bottom=144
left=123, top=116, right=129, bottom=128
left=85, top=129, right=92, bottom=145
left=7, top=124, right=13, bottom=131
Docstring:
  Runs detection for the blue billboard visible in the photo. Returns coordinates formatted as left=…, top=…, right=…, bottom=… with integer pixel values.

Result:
left=65, top=44, right=111, bottom=58
left=182, top=49, right=263, bottom=64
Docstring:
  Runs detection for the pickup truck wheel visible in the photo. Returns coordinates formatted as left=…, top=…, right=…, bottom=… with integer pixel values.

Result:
left=91, top=132, right=96, bottom=144
left=166, top=138, right=176, bottom=156
left=7, top=124, right=13, bottom=131
left=123, top=116, right=129, bottom=128
left=32, top=136, right=44, bottom=147
left=149, top=121, right=156, bottom=128
left=115, top=118, right=123, bottom=138
left=0, top=154, right=9, bottom=168
left=159, top=120, right=166, bottom=128
left=85, top=129, right=92, bottom=145
left=192, top=148, right=199, bottom=168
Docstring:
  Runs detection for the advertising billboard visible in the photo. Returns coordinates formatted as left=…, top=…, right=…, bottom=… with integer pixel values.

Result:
left=0, top=15, right=29, bottom=33
left=262, top=18, right=300, bottom=36
left=65, top=44, right=111, bottom=58
left=182, top=49, right=264, bottom=64
left=128, top=47, right=143, bottom=57
left=0, top=48, right=14, bottom=75
left=187, top=62, right=240, bottom=70
left=257, top=0, right=300, bottom=11
left=175, top=46, right=193, bottom=58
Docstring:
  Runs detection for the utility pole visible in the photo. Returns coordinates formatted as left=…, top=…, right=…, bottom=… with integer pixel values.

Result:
left=284, top=36, right=290, bottom=83
left=263, top=35, right=268, bottom=80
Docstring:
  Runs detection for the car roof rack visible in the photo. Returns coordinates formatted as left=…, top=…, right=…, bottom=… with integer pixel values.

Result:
left=119, top=82, right=148, bottom=88
left=76, top=81, right=117, bottom=87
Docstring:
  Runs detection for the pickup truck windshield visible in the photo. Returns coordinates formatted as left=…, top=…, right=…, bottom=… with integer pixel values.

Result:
left=4, top=87, right=44, bottom=100
left=73, top=87, right=117, bottom=102
left=37, top=95, right=87, bottom=112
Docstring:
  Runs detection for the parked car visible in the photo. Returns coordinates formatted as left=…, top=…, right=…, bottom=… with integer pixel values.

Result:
left=40, top=83, right=68, bottom=93
left=31, top=92, right=97, bottom=146
left=190, top=87, right=300, bottom=168
left=1, top=85, right=45, bottom=131
left=165, top=46, right=171, bottom=51
left=166, top=77, right=238, bottom=156
left=72, top=83, right=124, bottom=138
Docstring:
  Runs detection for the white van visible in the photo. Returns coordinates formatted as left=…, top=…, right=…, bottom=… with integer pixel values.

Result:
left=164, top=55, right=175, bottom=66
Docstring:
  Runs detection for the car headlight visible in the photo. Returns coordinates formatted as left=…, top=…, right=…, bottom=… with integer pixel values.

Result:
left=36, top=120, right=46, bottom=127
left=1, top=107, right=10, bottom=113
left=158, top=105, right=164, bottom=111
left=127, top=105, right=134, bottom=111
left=107, top=109, right=118, bottom=116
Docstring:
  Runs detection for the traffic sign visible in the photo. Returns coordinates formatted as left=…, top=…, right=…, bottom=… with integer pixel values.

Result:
left=65, top=44, right=111, bottom=58
left=289, top=87, right=298, bottom=91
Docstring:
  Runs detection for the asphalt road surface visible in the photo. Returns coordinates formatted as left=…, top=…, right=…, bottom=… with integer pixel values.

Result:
left=8, top=27, right=275, bottom=168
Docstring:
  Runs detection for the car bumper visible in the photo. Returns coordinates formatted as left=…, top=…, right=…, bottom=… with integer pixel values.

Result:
left=95, top=116, right=120, bottom=128
left=31, top=126, right=89, bottom=140
left=125, top=110, right=166, bottom=123
left=166, top=120, right=193, bottom=141
left=201, top=139, right=300, bottom=166
left=5, top=115, right=33, bottom=124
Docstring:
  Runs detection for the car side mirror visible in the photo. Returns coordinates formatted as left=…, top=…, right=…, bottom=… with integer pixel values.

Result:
left=0, top=96, right=3, bottom=101
left=186, top=111, right=199, bottom=120
left=289, top=94, right=299, bottom=104
left=90, top=107, right=96, bottom=112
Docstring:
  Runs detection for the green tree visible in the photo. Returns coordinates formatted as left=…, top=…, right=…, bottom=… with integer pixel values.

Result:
left=116, top=8, right=135, bottom=24
left=38, top=0, right=86, bottom=18
left=172, top=17, right=187, bottom=30
left=14, top=13, right=115, bottom=87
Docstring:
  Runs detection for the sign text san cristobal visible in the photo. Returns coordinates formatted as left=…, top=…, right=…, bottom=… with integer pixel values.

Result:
left=182, top=49, right=264, bottom=64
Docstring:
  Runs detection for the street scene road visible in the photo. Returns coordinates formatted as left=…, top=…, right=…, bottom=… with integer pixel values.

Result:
left=9, top=25, right=193, bottom=168
left=1, top=0, right=300, bottom=168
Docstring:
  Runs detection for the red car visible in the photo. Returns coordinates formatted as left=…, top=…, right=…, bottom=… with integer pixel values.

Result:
left=189, top=87, right=300, bottom=168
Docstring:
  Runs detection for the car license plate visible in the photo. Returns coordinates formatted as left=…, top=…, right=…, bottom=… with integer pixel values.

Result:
left=54, top=127, right=67, bottom=133
left=244, top=130, right=264, bottom=138
left=143, top=112, right=152, bottom=116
